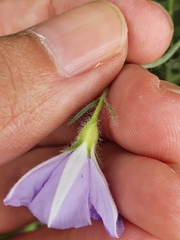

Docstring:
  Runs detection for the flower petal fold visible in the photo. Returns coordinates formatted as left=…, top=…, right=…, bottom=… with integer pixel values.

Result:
left=89, top=151, right=124, bottom=238
left=4, top=152, right=71, bottom=207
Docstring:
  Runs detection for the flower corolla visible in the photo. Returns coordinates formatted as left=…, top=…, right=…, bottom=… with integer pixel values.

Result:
left=4, top=142, right=124, bottom=237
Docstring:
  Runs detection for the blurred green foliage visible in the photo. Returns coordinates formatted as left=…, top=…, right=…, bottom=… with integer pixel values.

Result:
left=152, top=0, right=180, bottom=85
left=0, top=222, right=43, bottom=239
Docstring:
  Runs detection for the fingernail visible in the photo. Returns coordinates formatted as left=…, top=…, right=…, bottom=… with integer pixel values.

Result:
left=168, top=163, right=180, bottom=173
left=160, top=81, right=180, bottom=95
left=32, top=1, right=127, bottom=77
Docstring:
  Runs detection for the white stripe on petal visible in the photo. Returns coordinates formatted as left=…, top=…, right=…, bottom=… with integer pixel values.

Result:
left=48, top=143, right=88, bottom=227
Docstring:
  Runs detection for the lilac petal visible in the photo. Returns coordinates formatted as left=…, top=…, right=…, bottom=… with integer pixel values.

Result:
left=4, top=151, right=71, bottom=207
left=4, top=142, right=124, bottom=237
left=30, top=143, right=91, bottom=229
left=28, top=156, right=68, bottom=224
left=46, top=162, right=91, bottom=229
left=89, top=151, right=124, bottom=238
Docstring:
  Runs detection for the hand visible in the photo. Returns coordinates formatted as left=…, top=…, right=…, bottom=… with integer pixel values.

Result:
left=0, top=0, right=174, bottom=239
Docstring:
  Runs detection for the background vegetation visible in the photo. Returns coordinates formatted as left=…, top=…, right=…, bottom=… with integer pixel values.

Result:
left=150, top=0, right=180, bottom=85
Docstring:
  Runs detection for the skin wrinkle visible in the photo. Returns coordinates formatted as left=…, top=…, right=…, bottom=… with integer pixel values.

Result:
left=0, top=33, right=58, bottom=129
left=25, top=30, right=60, bottom=72
left=0, top=49, right=20, bottom=130
left=0, top=33, right=67, bottom=163
left=0, top=71, right=36, bottom=132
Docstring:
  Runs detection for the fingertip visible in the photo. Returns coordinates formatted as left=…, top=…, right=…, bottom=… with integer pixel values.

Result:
left=103, top=64, right=180, bottom=164
left=102, top=64, right=160, bottom=143
left=117, top=0, right=174, bottom=64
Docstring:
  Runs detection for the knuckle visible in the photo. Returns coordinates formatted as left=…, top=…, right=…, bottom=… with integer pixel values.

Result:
left=0, top=33, right=57, bottom=131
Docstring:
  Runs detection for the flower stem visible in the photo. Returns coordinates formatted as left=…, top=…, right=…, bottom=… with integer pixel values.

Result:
left=142, top=39, right=180, bottom=69
left=66, top=89, right=109, bottom=154
left=167, top=0, right=174, bottom=19
left=91, top=88, right=108, bottom=122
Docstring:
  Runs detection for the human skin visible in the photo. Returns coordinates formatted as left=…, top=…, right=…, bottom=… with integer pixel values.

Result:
left=0, top=0, right=179, bottom=239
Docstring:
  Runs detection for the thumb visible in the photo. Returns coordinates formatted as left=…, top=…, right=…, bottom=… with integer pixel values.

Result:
left=0, top=1, right=127, bottom=164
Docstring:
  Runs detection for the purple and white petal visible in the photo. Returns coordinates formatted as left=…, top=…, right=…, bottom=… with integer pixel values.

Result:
left=47, top=143, right=90, bottom=228
left=4, top=151, right=71, bottom=207
left=89, top=150, right=124, bottom=238
left=4, top=142, right=124, bottom=238
left=46, top=161, right=91, bottom=229
left=24, top=143, right=91, bottom=228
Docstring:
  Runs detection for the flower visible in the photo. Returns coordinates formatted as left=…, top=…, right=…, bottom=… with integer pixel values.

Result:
left=4, top=90, right=124, bottom=238
left=4, top=142, right=124, bottom=237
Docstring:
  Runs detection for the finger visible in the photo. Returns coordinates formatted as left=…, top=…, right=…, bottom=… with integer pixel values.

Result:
left=0, top=1, right=128, bottom=164
left=37, top=121, right=79, bottom=147
left=0, top=0, right=173, bottom=64
left=0, top=0, right=55, bottom=35
left=54, top=0, right=173, bottom=63
left=9, top=220, right=160, bottom=240
left=101, top=142, right=180, bottom=240
left=102, top=64, right=180, bottom=164
left=0, top=147, right=61, bottom=233
left=115, top=0, right=173, bottom=63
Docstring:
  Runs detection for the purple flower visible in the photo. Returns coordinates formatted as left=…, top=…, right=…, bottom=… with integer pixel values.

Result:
left=4, top=143, right=124, bottom=238
left=4, top=88, right=124, bottom=238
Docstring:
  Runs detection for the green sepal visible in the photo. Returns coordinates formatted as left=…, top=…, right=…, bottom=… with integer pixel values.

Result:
left=61, top=140, right=83, bottom=153
left=104, top=99, right=117, bottom=124
left=95, top=152, right=104, bottom=166
left=69, top=99, right=99, bottom=125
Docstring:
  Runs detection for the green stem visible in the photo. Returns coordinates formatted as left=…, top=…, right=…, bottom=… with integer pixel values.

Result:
left=65, top=88, right=109, bottom=154
left=142, top=39, right=180, bottom=69
left=167, top=0, right=174, bottom=19
left=91, top=88, right=108, bottom=122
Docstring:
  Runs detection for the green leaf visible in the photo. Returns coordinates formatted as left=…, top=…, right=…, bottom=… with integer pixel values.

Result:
left=69, top=99, right=99, bottom=124
left=104, top=100, right=117, bottom=124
